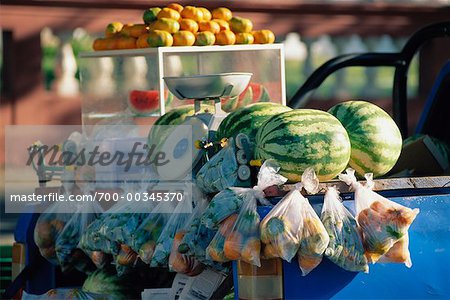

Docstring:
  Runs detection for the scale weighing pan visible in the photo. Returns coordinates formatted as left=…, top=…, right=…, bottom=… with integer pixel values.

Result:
left=163, top=72, right=252, bottom=100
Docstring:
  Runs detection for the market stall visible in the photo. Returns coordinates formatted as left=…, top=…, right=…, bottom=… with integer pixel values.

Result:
left=2, top=4, right=450, bottom=299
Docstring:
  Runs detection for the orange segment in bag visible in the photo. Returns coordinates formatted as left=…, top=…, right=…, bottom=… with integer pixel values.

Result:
left=241, top=238, right=261, bottom=263
left=215, top=30, right=236, bottom=45
left=195, top=31, right=215, bottom=46
left=180, top=19, right=199, bottom=33
left=105, top=22, right=123, bottom=38
left=173, top=31, right=196, bottom=46
left=229, top=17, right=253, bottom=33
left=181, top=6, right=203, bottom=22
left=157, top=7, right=181, bottom=21
left=219, top=214, right=238, bottom=236
left=212, top=7, right=232, bottom=21
left=198, top=21, right=220, bottom=34
left=224, top=231, right=243, bottom=260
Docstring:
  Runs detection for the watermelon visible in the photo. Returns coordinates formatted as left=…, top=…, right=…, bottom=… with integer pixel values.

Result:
left=128, top=90, right=173, bottom=116
left=255, top=109, right=351, bottom=182
left=216, top=102, right=292, bottom=143
left=328, top=101, right=402, bottom=177
left=221, top=82, right=271, bottom=112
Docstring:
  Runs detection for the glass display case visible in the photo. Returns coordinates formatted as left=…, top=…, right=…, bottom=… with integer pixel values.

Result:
left=78, top=44, right=286, bottom=128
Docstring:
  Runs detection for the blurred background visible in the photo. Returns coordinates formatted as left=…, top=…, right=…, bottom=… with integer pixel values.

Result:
left=1, top=0, right=450, bottom=282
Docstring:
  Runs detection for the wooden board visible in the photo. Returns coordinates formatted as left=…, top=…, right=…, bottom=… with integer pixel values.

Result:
left=264, top=176, right=450, bottom=197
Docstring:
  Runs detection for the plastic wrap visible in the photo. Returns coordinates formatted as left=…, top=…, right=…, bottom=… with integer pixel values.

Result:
left=150, top=199, right=193, bottom=267
left=297, top=196, right=330, bottom=276
left=321, top=187, right=369, bottom=272
left=196, top=138, right=239, bottom=194
left=206, top=214, right=238, bottom=263
left=339, top=169, right=419, bottom=263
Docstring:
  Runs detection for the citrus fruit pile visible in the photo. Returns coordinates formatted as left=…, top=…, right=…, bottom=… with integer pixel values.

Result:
left=93, top=4, right=275, bottom=50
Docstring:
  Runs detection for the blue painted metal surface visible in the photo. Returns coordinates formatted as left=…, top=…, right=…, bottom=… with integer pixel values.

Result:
left=233, top=193, right=450, bottom=299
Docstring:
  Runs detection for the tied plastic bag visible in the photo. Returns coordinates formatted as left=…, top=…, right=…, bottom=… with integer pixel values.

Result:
left=34, top=202, right=73, bottom=264
left=206, top=214, right=238, bottom=263
left=130, top=200, right=177, bottom=264
left=321, top=187, right=369, bottom=273
left=222, top=160, right=287, bottom=267
left=339, top=169, right=419, bottom=263
left=202, top=159, right=288, bottom=229
left=150, top=198, right=193, bottom=267
left=364, top=176, right=413, bottom=268
left=378, top=234, right=412, bottom=267
left=260, top=168, right=318, bottom=262
left=55, top=202, right=103, bottom=273
left=169, top=195, right=209, bottom=275
left=196, top=138, right=239, bottom=194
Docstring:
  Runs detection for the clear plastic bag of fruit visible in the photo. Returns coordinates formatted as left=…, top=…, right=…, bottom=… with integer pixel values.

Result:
left=206, top=214, right=238, bottom=263
left=169, top=195, right=209, bottom=275
left=130, top=200, right=177, bottom=265
left=196, top=138, right=239, bottom=194
left=219, top=160, right=287, bottom=266
left=320, top=186, right=369, bottom=272
left=55, top=201, right=103, bottom=273
left=260, top=168, right=318, bottom=263
left=201, top=159, right=287, bottom=229
left=297, top=195, right=330, bottom=276
left=339, top=168, right=419, bottom=263
left=150, top=198, right=193, bottom=267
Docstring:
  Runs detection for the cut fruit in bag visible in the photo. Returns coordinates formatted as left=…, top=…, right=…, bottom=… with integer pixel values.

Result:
left=321, top=187, right=368, bottom=273
left=206, top=214, right=238, bottom=263
left=169, top=230, right=205, bottom=276
left=196, top=137, right=240, bottom=194
left=222, top=161, right=287, bottom=267
left=378, top=234, right=412, bottom=267
left=339, top=169, right=419, bottom=263
left=202, top=159, right=287, bottom=230
left=150, top=198, right=193, bottom=267
left=55, top=201, right=103, bottom=273
left=260, top=168, right=318, bottom=262
left=296, top=170, right=329, bottom=276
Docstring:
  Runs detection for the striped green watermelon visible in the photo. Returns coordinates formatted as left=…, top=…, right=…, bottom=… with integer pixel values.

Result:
left=328, top=100, right=402, bottom=177
left=216, top=102, right=292, bottom=143
left=255, top=109, right=351, bottom=182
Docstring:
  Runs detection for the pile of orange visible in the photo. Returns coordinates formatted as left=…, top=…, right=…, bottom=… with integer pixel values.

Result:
left=93, top=4, right=275, bottom=50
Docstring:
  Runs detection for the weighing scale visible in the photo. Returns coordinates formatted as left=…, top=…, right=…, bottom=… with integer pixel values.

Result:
left=156, top=73, right=253, bottom=181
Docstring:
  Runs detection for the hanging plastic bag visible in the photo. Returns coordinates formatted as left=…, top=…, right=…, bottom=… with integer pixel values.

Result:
left=55, top=201, right=103, bottom=272
left=196, top=138, right=239, bottom=194
left=202, top=159, right=287, bottom=230
left=206, top=214, right=238, bottom=263
left=34, top=202, right=73, bottom=264
left=131, top=200, right=177, bottom=264
left=259, top=168, right=318, bottom=262
left=150, top=198, right=193, bottom=267
left=297, top=195, right=330, bottom=276
left=378, top=234, right=412, bottom=267
left=339, top=169, right=419, bottom=263
left=221, top=160, right=287, bottom=267
left=169, top=195, right=209, bottom=275
left=320, top=186, right=369, bottom=273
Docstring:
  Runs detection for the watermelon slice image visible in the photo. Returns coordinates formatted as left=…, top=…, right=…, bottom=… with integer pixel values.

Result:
left=128, top=90, right=174, bottom=115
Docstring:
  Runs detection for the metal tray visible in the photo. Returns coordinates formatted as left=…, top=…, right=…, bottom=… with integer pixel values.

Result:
left=163, top=72, right=252, bottom=100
